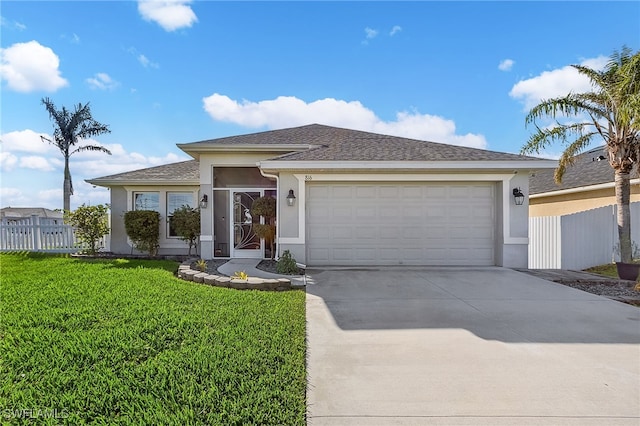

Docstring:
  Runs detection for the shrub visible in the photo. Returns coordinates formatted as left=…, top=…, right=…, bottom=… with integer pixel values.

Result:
left=124, top=210, right=160, bottom=256
left=170, top=205, right=200, bottom=256
left=277, top=250, right=299, bottom=275
left=251, top=196, right=277, bottom=259
left=64, top=204, right=110, bottom=255
left=232, top=271, right=249, bottom=280
left=196, top=259, right=207, bottom=272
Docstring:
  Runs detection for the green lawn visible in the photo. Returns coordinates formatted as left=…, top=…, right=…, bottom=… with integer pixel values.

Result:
left=0, top=253, right=306, bottom=425
left=584, top=263, right=618, bottom=278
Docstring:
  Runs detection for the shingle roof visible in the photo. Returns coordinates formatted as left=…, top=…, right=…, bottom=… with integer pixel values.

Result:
left=87, top=160, right=199, bottom=185
left=529, top=147, right=615, bottom=194
left=181, top=124, right=544, bottom=162
left=0, top=207, right=63, bottom=219
left=89, top=125, right=554, bottom=185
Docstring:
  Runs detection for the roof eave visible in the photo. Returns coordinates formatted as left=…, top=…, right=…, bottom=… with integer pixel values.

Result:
left=530, top=177, right=640, bottom=198
left=86, top=179, right=200, bottom=188
left=258, top=159, right=559, bottom=171
left=177, top=143, right=318, bottom=159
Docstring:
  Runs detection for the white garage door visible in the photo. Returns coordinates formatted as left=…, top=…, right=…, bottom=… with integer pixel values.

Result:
left=306, top=182, right=496, bottom=266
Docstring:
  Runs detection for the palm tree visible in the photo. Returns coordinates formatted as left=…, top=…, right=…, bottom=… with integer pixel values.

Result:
left=41, top=97, right=112, bottom=212
left=521, top=47, right=640, bottom=263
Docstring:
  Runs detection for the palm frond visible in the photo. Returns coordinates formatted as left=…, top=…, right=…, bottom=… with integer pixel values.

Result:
left=553, top=134, right=596, bottom=183
left=71, top=145, right=112, bottom=156
left=520, top=122, right=595, bottom=155
left=525, top=94, right=607, bottom=127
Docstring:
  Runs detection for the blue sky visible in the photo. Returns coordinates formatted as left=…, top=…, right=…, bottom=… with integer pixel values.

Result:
left=1, top=1, right=639, bottom=210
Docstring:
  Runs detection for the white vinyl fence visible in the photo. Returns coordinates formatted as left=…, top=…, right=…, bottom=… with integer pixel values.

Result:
left=0, top=216, right=109, bottom=253
left=529, top=202, right=640, bottom=270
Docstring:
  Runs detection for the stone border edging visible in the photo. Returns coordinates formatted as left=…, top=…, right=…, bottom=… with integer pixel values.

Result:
left=177, top=261, right=292, bottom=291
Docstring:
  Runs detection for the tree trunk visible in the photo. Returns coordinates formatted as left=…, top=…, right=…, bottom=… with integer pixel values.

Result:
left=615, top=169, right=633, bottom=263
left=63, top=156, right=72, bottom=212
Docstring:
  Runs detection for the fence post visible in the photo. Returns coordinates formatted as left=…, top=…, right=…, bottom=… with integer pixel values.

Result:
left=31, top=215, right=42, bottom=251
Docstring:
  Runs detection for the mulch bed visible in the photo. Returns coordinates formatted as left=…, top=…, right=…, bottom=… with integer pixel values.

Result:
left=554, top=279, right=640, bottom=307
left=190, top=259, right=305, bottom=276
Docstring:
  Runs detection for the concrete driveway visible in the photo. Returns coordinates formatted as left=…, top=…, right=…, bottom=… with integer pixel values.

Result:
left=305, top=267, right=640, bottom=425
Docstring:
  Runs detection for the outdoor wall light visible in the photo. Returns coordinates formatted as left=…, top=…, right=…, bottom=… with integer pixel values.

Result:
left=286, top=189, right=296, bottom=207
left=513, top=188, right=525, bottom=206
left=199, top=194, right=208, bottom=209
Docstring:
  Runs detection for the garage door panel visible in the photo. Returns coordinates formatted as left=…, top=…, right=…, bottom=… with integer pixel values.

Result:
left=400, top=186, right=423, bottom=198
left=354, top=226, right=377, bottom=239
left=473, top=206, right=493, bottom=219
left=331, top=186, right=353, bottom=199
left=379, top=226, right=401, bottom=239
left=379, top=207, right=400, bottom=219
left=379, top=186, right=401, bottom=198
left=307, top=182, right=495, bottom=266
left=471, top=186, right=494, bottom=198
left=354, top=248, right=377, bottom=261
left=308, top=186, right=330, bottom=198
left=355, top=186, right=376, bottom=198
left=355, top=207, right=376, bottom=220
left=308, top=248, right=330, bottom=262
left=332, top=248, right=353, bottom=260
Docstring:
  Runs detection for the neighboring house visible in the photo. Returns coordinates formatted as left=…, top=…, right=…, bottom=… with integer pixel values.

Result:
left=87, top=124, right=556, bottom=267
left=0, top=207, right=64, bottom=222
left=529, top=146, right=640, bottom=217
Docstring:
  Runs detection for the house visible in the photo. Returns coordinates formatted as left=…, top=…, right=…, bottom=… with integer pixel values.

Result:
left=87, top=124, right=556, bottom=267
left=0, top=207, right=64, bottom=222
left=529, top=146, right=640, bottom=217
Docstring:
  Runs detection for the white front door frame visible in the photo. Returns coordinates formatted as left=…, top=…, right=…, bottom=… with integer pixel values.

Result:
left=230, top=188, right=265, bottom=259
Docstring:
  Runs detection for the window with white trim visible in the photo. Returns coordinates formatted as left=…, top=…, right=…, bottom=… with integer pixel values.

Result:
left=167, top=192, right=195, bottom=237
left=133, top=192, right=160, bottom=212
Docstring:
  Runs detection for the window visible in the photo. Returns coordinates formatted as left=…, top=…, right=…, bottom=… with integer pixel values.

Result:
left=133, top=192, right=159, bottom=212
left=167, top=192, right=195, bottom=237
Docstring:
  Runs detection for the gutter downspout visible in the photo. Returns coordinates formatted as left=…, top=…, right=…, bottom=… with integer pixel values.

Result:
left=258, top=166, right=281, bottom=260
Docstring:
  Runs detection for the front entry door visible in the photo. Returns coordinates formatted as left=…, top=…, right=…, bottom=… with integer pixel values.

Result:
left=231, top=191, right=262, bottom=258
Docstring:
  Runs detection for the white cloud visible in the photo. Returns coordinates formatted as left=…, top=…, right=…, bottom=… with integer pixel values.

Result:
left=364, top=27, right=378, bottom=40
left=390, top=25, right=402, bottom=36
left=202, top=94, right=487, bottom=149
left=86, top=72, right=119, bottom=90
left=0, top=187, right=22, bottom=199
left=0, top=187, right=26, bottom=208
left=1, top=129, right=56, bottom=154
left=61, top=33, right=80, bottom=44
left=498, top=59, right=514, bottom=72
left=0, top=40, right=68, bottom=92
left=1, top=17, right=26, bottom=31
left=0, top=151, right=18, bottom=171
left=138, top=54, right=159, bottom=68
left=125, top=47, right=159, bottom=68
left=138, top=0, right=198, bottom=32
left=1, top=129, right=190, bottom=209
left=19, top=156, right=55, bottom=172
left=509, top=55, right=608, bottom=110
left=37, top=188, right=63, bottom=204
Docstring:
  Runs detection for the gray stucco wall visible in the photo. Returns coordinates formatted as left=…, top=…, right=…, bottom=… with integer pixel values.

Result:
left=109, top=187, right=130, bottom=254
left=278, top=173, right=300, bottom=239
left=502, top=173, right=531, bottom=268
left=108, top=185, right=198, bottom=256
left=278, top=243, right=306, bottom=265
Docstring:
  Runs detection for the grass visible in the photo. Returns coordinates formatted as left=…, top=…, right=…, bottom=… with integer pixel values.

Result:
left=584, top=263, right=618, bottom=278
left=0, top=253, right=306, bottom=425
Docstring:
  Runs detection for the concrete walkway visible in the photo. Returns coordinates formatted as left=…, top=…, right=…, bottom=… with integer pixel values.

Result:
left=217, top=258, right=307, bottom=286
left=306, top=267, right=640, bottom=425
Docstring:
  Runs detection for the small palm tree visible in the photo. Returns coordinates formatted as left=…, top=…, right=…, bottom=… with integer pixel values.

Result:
left=41, top=97, right=112, bottom=212
left=521, top=46, right=640, bottom=263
